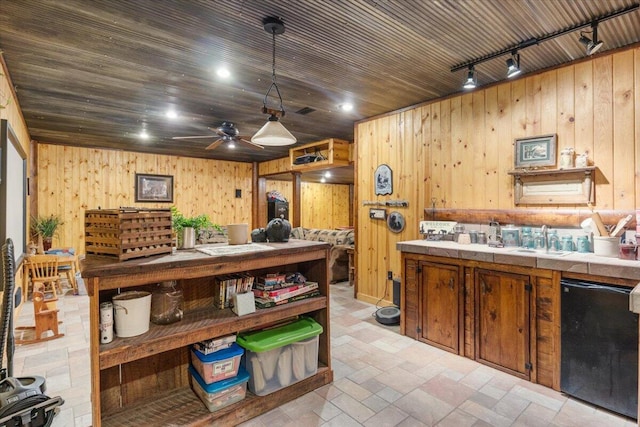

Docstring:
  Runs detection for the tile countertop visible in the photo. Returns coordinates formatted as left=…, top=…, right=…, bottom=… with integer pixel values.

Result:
left=396, top=239, right=640, bottom=282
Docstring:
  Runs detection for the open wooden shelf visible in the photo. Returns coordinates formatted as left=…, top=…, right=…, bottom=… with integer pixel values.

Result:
left=99, top=297, right=327, bottom=369
left=102, top=366, right=333, bottom=427
left=290, top=138, right=351, bottom=172
left=83, top=241, right=333, bottom=426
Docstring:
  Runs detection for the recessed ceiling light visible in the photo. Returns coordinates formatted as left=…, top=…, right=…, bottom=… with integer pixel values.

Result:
left=339, top=103, right=354, bottom=112
left=139, top=130, right=149, bottom=140
left=324, top=171, right=331, bottom=178
left=217, top=67, right=231, bottom=78
left=165, top=109, right=178, bottom=119
left=320, top=177, right=326, bottom=183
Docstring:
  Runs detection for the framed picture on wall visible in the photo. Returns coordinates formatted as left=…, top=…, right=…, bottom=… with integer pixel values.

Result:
left=135, top=173, right=174, bottom=202
left=374, top=164, right=393, bottom=195
left=514, top=134, right=557, bottom=168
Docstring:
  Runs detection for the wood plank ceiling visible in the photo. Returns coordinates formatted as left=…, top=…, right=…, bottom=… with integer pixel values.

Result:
left=1, top=0, right=639, bottom=181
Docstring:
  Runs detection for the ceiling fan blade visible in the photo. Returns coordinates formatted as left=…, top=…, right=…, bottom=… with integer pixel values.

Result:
left=205, top=139, right=224, bottom=150
left=209, top=127, right=227, bottom=137
left=237, top=138, right=264, bottom=150
left=172, top=135, right=215, bottom=140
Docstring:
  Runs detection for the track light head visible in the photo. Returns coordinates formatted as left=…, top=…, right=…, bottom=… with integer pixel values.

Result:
left=579, top=35, right=603, bottom=55
left=463, top=66, right=477, bottom=89
left=506, top=53, right=521, bottom=78
left=579, top=23, right=604, bottom=55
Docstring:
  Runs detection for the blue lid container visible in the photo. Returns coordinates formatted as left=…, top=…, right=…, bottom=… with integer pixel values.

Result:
left=191, top=342, right=243, bottom=363
left=189, top=364, right=250, bottom=394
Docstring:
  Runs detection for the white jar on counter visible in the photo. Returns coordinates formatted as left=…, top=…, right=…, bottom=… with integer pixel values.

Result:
left=559, top=148, right=575, bottom=169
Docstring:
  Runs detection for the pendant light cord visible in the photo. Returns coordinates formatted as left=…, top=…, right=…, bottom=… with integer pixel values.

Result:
left=262, top=27, right=285, bottom=114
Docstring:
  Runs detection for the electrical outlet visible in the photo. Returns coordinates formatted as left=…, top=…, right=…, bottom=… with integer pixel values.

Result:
left=235, top=189, right=242, bottom=198
left=387, top=271, right=393, bottom=280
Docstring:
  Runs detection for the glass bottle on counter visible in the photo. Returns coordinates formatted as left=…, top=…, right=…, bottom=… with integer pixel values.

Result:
left=548, top=230, right=560, bottom=251
left=521, top=227, right=534, bottom=249
left=534, top=229, right=546, bottom=250
left=561, top=235, right=574, bottom=252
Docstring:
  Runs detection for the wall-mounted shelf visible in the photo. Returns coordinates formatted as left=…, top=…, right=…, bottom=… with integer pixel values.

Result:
left=507, top=166, right=596, bottom=205
left=290, top=138, right=351, bottom=172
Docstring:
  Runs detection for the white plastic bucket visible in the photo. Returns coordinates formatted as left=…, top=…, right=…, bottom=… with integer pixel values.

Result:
left=593, top=236, right=619, bottom=258
left=113, top=291, right=152, bottom=337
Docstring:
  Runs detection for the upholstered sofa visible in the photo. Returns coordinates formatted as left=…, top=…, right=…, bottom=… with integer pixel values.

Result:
left=290, top=227, right=354, bottom=283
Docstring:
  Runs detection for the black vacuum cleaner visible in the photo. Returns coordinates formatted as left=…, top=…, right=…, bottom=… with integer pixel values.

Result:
left=0, top=239, right=64, bottom=427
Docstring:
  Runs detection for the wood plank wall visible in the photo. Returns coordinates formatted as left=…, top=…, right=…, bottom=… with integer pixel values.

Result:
left=36, top=144, right=254, bottom=254
left=265, top=179, right=351, bottom=229
left=355, top=46, right=640, bottom=305
left=33, top=143, right=352, bottom=253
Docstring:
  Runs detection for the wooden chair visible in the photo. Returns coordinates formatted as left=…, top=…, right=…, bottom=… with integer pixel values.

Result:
left=26, top=255, right=62, bottom=299
left=45, top=249, right=79, bottom=295
left=15, top=291, right=63, bottom=344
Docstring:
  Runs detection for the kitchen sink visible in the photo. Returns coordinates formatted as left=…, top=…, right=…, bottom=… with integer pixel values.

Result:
left=509, top=248, right=572, bottom=257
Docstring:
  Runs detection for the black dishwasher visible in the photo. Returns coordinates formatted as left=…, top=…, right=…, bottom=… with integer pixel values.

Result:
left=561, top=279, right=638, bottom=419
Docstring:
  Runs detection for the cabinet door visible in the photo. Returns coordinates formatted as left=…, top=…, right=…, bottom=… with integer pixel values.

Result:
left=402, top=257, right=419, bottom=339
left=419, top=262, right=461, bottom=354
left=476, top=269, right=530, bottom=379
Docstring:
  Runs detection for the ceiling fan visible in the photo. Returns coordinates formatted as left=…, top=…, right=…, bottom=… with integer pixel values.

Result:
left=172, top=121, right=264, bottom=150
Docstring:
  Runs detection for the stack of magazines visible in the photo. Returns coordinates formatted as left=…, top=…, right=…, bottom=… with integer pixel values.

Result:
left=253, top=273, right=319, bottom=309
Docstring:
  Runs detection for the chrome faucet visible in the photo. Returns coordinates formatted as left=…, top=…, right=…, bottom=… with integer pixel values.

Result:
left=541, top=225, right=548, bottom=252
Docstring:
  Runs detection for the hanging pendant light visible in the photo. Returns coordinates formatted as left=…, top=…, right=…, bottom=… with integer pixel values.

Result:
left=252, top=16, right=297, bottom=146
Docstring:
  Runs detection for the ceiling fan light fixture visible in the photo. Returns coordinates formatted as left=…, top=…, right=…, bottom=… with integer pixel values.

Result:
left=251, top=115, right=296, bottom=146
left=252, top=16, right=296, bottom=146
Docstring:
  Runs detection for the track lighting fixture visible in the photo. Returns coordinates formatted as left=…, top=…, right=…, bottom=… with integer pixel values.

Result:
left=506, top=52, right=521, bottom=78
left=579, top=23, right=604, bottom=56
left=450, top=4, right=637, bottom=89
left=463, top=66, right=477, bottom=89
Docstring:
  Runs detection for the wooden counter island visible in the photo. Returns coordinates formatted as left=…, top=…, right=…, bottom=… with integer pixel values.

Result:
left=81, top=240, right=333, bottom=427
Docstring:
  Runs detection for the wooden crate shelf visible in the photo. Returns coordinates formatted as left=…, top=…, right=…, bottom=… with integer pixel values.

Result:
left=85, top=208, right=173, bottom=260
left=290, top=138, right=351, bottom=172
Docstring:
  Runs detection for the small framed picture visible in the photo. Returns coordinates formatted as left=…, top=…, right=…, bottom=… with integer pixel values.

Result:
left=387, top=211, right=405, bottom=233
left=369, top=208, right=386, bottom=220
left=135, top=173, right=174, bottom=202
left=514, top=134, right=557, bottom=168
left=374, top=164, right=393, bottom=195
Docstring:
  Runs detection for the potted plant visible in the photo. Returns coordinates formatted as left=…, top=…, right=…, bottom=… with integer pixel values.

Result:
left=31, top=214, right=63, bottom=252
left=171, top=207, right=218, bottom=249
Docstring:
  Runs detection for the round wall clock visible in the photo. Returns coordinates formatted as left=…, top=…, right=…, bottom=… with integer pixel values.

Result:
left=387, top=211, right=405, bottom=233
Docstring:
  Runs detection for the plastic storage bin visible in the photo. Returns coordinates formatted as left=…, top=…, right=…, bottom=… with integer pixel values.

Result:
left=237, top=317, right=323, bottom=396
left=190, top=342, right=244, bottom=384
left=189, top=365, right=249, bottom=412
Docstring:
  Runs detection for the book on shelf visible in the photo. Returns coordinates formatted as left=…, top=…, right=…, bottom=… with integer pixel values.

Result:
left=255, top=290, right=321, bottom=309
left=253, top=283, right=305, bottom=298
left=252, top=281, right=318, bottom=303
left=213, top=274, right=255, bottom=309
left=254, top=273, right=287, bottom=290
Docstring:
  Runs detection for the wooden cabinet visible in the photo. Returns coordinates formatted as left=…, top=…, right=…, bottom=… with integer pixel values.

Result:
left=81, top=240, right=333, bottom=427
left=402, top=259, right=461, bottom=353
left=475, top=269, right=531, bottom=379
left=401, top=252, right=557, bottom=388
left=289, top=138, right=350, bottom=172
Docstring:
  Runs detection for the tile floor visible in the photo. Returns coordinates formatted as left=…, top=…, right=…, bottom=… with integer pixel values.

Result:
left=11, top=281, right=638, bottom=427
